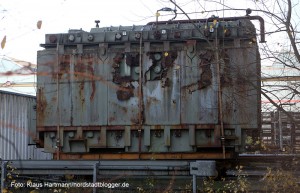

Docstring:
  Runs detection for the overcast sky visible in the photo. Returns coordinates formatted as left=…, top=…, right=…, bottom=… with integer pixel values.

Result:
left=0, top=0, right=262, bottom=64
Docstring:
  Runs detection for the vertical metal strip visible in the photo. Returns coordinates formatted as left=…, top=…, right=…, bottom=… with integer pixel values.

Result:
left=138, top=32, right=143, bottom=157
left=215, top=28, right=226, bottom=159
left=278, top=110, right=283, bottom=150
left=56, top=42, right=61, bottom=160
left=93, top=163, right=98, bottom=193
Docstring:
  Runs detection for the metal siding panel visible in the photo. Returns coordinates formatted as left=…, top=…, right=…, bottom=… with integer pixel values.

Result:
left=71, top=54, right=90, bottom=125
left=180, top=49, right=218, bottom=124
left=107, top=50, right=139, bottom=125
left=91, top=54, right=109, bottom=125
left=37, top=50, right=58, bottom=127
left=144, top=53, right=181, bottom=125
left=223, top=47, right=259, bottom=127
left=58, top=54, right=72, bottom=126
left=107, top=83, right=139, bottom=125
left=0, top=91, right=52, bottom=160
left=144, top=81, right=181, bottom=125
left=69, top=52, right=108, bottom=126
left=38, top=49, right=109, bottom=127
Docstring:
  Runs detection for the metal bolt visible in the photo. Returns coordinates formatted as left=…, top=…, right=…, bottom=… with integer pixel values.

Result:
left=68, top=34, right=75, bottom=42
left=88, top=34, right=94, bottom=41
left=135, top=33, right=141, bottom=39
left=115, top=33, right=122, bottom=40
left=154, top=65, right=161, bottom=73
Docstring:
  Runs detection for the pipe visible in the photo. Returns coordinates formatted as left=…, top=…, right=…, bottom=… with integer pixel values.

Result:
left=93, top=163, right=98, bottom=193
left=138, top=32, right=143, bottom=158
left=214, top=27, right=226, bottom=159
left=148, top=15, right=266, bottom=43
left=56, top=43, right=61, bottom=160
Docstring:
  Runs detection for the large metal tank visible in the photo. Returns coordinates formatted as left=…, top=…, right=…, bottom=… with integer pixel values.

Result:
left=36, top=16, right=262, bottom=159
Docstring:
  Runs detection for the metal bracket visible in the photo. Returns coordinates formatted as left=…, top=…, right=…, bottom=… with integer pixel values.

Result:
left=190, top=160, right=216, bottom=193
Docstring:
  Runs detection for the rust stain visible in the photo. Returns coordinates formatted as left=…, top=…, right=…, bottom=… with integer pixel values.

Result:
left=111, top=102, right=128, bottom=113
left=130, top=118, right=139, bottom=124
left=57, top=152, right=234, bottom=160
left=86, top=55, right=96, bottom=101
left=146, top=96, right=160, bottom=109
left=198, top=50, right=213, bottom=89
left=182, top=50, right=213, bottom=93
left=162, top=51, right=178, bottom=68
left=109, top=117, right=116, bottom=123
left=198, top=63, right=212, bottom=89
left=37, top=88, right=47, bottom=126
left=116, top=83, right=134, bottom=101
left=154, top=125, right=162, bottom=129
left=58, top=55, right=70, bottom=80
left=116, top=89, right=134, bottom=100
left=74, top=56, right=85, bottom=79
left=113, top=52, right=124, bottom=64
left=121, top=106, right=128, bottom=113
left=220, top=51, right=231, bottom=87
left=79, top=80, right=85, bottom=106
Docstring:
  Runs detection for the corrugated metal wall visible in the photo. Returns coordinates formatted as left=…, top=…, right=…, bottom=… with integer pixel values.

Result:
left=0, top=91, right=52, bottom=160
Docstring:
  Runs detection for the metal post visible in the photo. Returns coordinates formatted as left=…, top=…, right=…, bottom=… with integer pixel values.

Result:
left=1, top=161, right=7, bottom=193
left=138, top=31, right=143, bottom=158
left=215, top=25, right=225, bottom=159
left=190, top=161, right=216, bottom=193
left=192, top=175, right=197, bottom=193
left=56, top=43, right=61, bottom=160
left=278, top=110, right=283, bottom=150
left=93, top=163, right=98, bottom=193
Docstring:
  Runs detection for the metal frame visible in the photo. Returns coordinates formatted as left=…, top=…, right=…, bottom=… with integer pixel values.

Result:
left=0, top=160, right=193, bottom=192
left=1, top=160, right=190, bottom=176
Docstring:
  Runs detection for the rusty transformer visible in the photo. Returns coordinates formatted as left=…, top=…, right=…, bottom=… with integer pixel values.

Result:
left=35, top=16, right=262, bottom=160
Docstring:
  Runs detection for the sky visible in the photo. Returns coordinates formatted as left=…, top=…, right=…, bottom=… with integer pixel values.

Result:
left=0, top=0, right=187, bottom=64
left=0, top=0, right=256, bottom=64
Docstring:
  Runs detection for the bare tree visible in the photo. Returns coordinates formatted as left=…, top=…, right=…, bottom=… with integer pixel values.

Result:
left=249, top=0, right=300, bottom=152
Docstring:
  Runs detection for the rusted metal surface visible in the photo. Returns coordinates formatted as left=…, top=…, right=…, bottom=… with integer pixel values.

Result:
left=221, top=47, right=260, bottom=128
left=55, top=152, right=234, bottom=160
left=37, top=51, right=109, bottom=127
left=37, top=17, right=262, bottom=157
left=180, top=46, right=218, bottom=124
left=147, top=15, right=266, bottom=43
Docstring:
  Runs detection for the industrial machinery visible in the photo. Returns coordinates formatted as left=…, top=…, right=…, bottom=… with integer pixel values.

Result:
left=35, top=16, right=263, bottom=160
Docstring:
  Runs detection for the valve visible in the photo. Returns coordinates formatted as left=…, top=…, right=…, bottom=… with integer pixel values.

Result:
left=95, top=20, right=100, bottom=28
